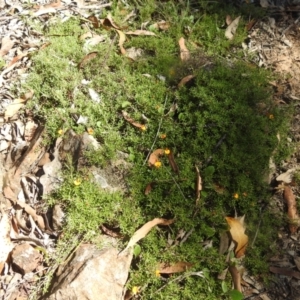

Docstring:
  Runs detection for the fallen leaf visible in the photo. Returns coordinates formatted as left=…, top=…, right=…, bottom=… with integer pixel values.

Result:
left=225, top=216, right=248, bottom=258
left=167, top=150, right=179, bottom=174
left=121, top=110, right=145, bottom=130
left=101, top=14, right=121, bottom=29
left=79, top=32, right=93, bottom=40
left=178, top=37, right=190, bottom=61
left=5, top=98, right=28, bottom=120
left=229, top=265, right=242, bottom=292
left=246, top=19, right=257, bottom=31
left=195, top=166, right=202, bottom=205
left=8, top=52, right=27, bottom=67
left=0, top=212, right=14, bottom=274
left=124, top=218, right=174, bottom=251
left=125, top=30, right=156, bottom=36
left=156, top=20, right=170, bottom=31
left=145, top=182, right=155, bottom=195
left=158, top=261, right=193, bottom=274
left=116, top=30, right=126, bottom=55
left=225, top=16, right=241, bottom=40
left=148, top=149, right=165, bottom=166
left=0, top=36, right=15, bottom=57
left=78, top=51, right=98, bottom=69
left=260, top=0, right=269, bottom=8
left=276, top=169, right=295, bottom=184
left=269, top=266, right=300, bottom=279
left=283, top=186, right=299, bottom=234
left=226, top=15, right=232, bottom=26
left=88, top=15, right=100, bottom=28
left=178, top=74, right=195, bottom=88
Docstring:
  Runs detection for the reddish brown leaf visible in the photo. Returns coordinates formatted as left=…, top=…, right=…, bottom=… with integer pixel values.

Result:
left=101, top=14, right=121, bottom=29
left=270, top=266, right=300, bottom=279
left=88, top=15, right=100, bottom=28
left=158, top=261, right=193, bottom=274
left=225, top=216, right=248, bottom=258
left=148, top=149, right=165, bottom=166
left=145, top=182, right=155, bottom=195
left=167, top=150, right=179, bottom=174
left=8, top=52, right=27, bottom=67
left=121, top=110, right=146, bottom=130
left=284, top=186, right=299, bottom=234
left=100, top=224, right=122, bottom=238
left=246, top=19, right=257, bottom=31
left=78, top=52, right=98, bottom=69
left=178, top=74, right=195, bottom=88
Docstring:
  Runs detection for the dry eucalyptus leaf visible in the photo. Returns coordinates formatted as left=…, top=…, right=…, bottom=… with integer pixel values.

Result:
left=121, top=110, right=145, bottom=130
left=225, top=216, right=248, bottom=258
left=125, top=30, right=156, bottom=36
left=0, top=36, right=14, bottom=57
left=283, top=186, right=299, bottom=234
left=178, top=74, right=195, bottom=88
left=269, top=266, right=300, bottom=279
left=226, top=15, right=232, bottom=26
left=229, top=265, right=242, bottom=292
left=276, top=169, right=295, bottom=184
left=167, top=150, right=179, bottom=174
left=116, top=30, right=126, bottom=55
left=4, top=98, right=27, bottom=120
left=124, top=218, right=174, bottom=251
left=178, top=37, right=190, bottom=61
left=225, top=16, right=241, bottom=40
left=195, top=166, right=202, bottom=205
left=101, top=14, right=121, bottom=29
left=158, top=261, right=193, bottom=274
left=78, top=52, right=98, bottom=69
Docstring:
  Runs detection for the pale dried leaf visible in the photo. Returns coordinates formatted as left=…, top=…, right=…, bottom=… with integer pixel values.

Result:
left=260, top=0, right=269, bottom=8
left=225, top=216, right=248, bottom=258
left=116, top=30, right=126, bottom=55
left=178, top=37, right=190, bottom=61
left=0, top=36, right=14, bottom=57
left=226, top=15, right=232, bottom=26
left=276, top=169, right=295, bottom=184
left=88, top=88, right=101, bottom=103
left=4, top=98, right=27, bottom=119
left=125, top=30, right=156, bottom=36
left=124, top=218, right=174, bottom=250
left=158, top=261, right=193, bottom=274
left=225, top=16, right=241, bottom=40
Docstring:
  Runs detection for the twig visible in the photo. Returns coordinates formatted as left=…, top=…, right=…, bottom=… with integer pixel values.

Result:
left=250, top=206, right=263, bottom=248
left=143, top=95, right=168, bottom=166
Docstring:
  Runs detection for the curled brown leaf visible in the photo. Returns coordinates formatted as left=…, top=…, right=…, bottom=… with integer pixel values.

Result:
left=158, top=261, right=193, bottom=274
left=284, top=186, right=299, bottom=234
left=148, top=149, right=165, bottom=166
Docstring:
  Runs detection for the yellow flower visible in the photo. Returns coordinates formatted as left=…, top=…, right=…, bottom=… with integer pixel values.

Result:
left=132, top=286, right=139, bottom=295
left=87, top=128, right=94, bottom=135
left=160, top=133, right=167, bottom=139
left=58, top=129, right=63, bottom=135
left=140, top=125, right=147, bottom=131
left=154, top=161, right=162, bottom=168
left=74, top=179, right=81, bottom=186
left=268, top=114, right=274, bottom=120
left=155, top=270, right=160, bottom=277
left=233, top=193, right=239, bottom=199
left=164, top=148, right=170, bottom=155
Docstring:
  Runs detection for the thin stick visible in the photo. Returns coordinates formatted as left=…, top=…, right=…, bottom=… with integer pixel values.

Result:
left=143, top=95, right=168, bottom=166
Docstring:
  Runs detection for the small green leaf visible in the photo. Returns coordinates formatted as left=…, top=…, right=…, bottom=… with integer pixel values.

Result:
left=204, top=166, right=215, bottom=177
left=133, top=244, right=141, bottom=257
left=221, top=281, right=228, bottom=293
left=121, top=101, right=131, bottom=108
left=228, top=289, right=243, bottom=300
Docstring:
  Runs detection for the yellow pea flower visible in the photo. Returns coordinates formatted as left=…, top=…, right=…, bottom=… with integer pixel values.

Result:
left=140, top=125, right=147, bottom=131
left=74, top=179, right=81, bottom=186
left=87, top=128, right=94, bottom=135
left=164, top=148, right=170, bottom=155
left=154, top=161, right=162, bottom=168
left=58, top=129, right=63, bottom=135
left=233, top=193, right=239, bottom=199
left=132, top=286, right=139, bottom=295
left=155, top=270, right=160, bottom=277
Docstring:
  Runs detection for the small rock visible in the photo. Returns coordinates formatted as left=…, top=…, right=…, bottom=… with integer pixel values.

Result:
left=44, top=242, right=133, bottom=300
left=52, top=204, right=65, bottom=231
left=11, top=243, right=42, bottom=274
